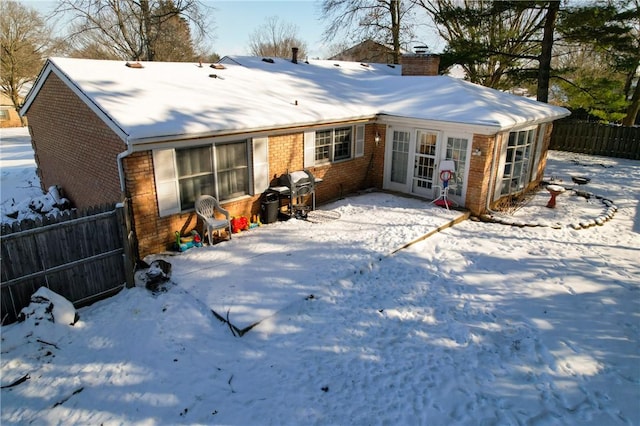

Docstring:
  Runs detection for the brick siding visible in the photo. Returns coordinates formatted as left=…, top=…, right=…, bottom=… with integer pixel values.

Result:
left=464, top=134, right=497, bottom=216
left=25, top=73, right=125, bottom=208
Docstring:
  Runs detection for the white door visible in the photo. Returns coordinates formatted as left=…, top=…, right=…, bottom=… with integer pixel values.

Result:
left=411, top=130, right=440, bottom=197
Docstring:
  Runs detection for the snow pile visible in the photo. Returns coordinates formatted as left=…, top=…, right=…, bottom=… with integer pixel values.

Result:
left=18, top=287, right=78, bottom=327
left=0, top=128, right=72, bottom=225
left=2, top=184, right=70, bottom=224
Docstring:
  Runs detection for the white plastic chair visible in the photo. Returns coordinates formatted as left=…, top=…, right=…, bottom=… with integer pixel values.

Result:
left=195, top=195, right=232, bottom=244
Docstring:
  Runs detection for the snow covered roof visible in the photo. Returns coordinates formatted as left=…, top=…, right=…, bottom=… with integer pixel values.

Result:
left=22, top=56, right=570, bottom=145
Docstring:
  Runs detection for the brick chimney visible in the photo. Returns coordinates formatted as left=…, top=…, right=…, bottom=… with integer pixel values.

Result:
left=400, top=46, right=440, bottom=76
left=291, top=47, right=299, bottom=64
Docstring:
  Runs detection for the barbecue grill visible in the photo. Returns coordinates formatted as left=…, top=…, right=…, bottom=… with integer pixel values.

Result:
left=268, top=169, right=319, bottom=218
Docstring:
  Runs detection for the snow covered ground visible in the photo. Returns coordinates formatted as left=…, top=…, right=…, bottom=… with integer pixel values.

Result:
left=1, top=126, right=639, bottom=425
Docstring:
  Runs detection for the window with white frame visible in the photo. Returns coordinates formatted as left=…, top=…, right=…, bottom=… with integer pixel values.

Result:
left=500, top=128, right=536, bottom=196
left=445, top=136, right=469, bottom=197
left=215, top=141, right=249, bottom=200
left=315, top=126, right=352, bottom=163
left=176, top=145, right=215, bottom=210
left=154, top=139, right=250, bottom=215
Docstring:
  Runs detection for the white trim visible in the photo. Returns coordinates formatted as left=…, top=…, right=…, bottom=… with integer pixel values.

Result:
left=152, top=149, right=181, bottom=217
left=303, top=131, right=315, bottom=167
left=376, top=114, right=500, bottom=137
left=21, top=60, right=130, bottom=143
left=355, top=124, right=365, bottom=158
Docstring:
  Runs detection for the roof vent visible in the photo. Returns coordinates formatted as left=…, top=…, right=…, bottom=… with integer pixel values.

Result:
left=360, top=63, right=370, bottom=68
left=125, top=62, right=143, bottom=69
left=262, top=58, right=274, bottom=64
left=210, top=63, right=226, bottom=70
left=333, top=63, right=340, bottom=67
left=387, top=64, right=396, bottom=69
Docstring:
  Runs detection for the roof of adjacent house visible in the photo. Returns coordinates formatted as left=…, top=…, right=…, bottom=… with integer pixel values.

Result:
left=22, top=56, right=570, bottom=145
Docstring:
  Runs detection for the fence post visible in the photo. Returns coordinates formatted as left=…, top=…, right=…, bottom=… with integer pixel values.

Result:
left=117, top=199, right=136, bottom=288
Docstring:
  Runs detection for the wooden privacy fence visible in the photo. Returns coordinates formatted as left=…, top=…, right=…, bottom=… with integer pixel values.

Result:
left=1, top=201, right=136, bottom=325
left=550, top=121, right=640, bottom=160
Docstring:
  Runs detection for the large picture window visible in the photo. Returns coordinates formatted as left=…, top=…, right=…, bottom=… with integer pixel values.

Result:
left=154, top=140, right=250, bottom=215
left=500, top=128, right=536, bottom=196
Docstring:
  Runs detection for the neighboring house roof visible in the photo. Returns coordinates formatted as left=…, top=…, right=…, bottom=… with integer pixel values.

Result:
left=21, top=56, right=570, bottom=145
left=328, top=39, right=399, bottom=63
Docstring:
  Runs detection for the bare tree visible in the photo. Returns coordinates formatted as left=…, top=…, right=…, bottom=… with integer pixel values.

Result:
left=320, top=0, right=416, bottom=64
left=414, top=0, right=547, bottom=89
left=0, top=1, right=60, bottom=126
left=248, top=16, right=307, bottom=59
left=55, top=0, right=209, bottom=61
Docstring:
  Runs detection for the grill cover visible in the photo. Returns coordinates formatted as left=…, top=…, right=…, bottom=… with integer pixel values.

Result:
left=279, top=170, right=316, bottom=199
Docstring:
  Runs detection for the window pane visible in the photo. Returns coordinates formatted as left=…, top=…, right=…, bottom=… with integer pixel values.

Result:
left=501, top=128, right=537, bottom=197
left=176, top=145, right=212, bottom=177
left=391, top=131, right=410, bottom=184
left=176, top=146, right=214, bottom=210
left=334, top=127, right=352, bottom=161
left=179, top=175, right=214, bottom=210
left=216, top=141, right=249, bottom=200
left=315, top=130, right=331, bottom=162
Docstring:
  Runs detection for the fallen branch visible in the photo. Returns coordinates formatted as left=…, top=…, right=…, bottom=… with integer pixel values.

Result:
left=52, top=387, right=84, bottom=408
left=228, top=374, right=236, bottom=393
left=1, top=374, right=30, bottom=389
left=226, top=310, right=236, bottom=337
left=37, top=339, right=60, bottom=350
left=212, top=308, right=258, bottom=337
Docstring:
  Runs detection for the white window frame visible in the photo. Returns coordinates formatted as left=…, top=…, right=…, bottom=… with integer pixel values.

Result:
left=304, top=124, right=365, bottom=167
left=496, top=125, right=538, bottom=198
left=153, top=138, right=254, bottom=217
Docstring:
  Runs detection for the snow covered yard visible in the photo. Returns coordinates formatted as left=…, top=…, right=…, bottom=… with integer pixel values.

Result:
left=1, top=126, right=639, bottom=425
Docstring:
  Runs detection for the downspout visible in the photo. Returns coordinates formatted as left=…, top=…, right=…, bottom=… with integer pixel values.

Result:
left=117, top=140, right=132, bottom=194
left=485, top=133, right=502, bottom=215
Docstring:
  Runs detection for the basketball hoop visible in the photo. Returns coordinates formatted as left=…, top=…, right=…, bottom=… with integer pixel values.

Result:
left=432, top=165, right=456, bottom=210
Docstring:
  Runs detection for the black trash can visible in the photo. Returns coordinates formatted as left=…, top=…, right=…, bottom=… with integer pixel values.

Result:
left=261, top=191, right=279, bottom=224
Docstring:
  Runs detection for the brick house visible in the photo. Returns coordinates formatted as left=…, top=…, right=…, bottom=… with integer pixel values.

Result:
left=1, top=91, right=25, bottom=128
left=20, top=55, right=569, bottom=258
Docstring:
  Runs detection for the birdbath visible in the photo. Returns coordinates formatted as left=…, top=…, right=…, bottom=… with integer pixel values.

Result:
left=546, top=184, right=565, bottom=208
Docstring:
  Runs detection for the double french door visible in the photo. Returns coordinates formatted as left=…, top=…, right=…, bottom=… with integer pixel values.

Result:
left=385, top=127, right=469, bottom=203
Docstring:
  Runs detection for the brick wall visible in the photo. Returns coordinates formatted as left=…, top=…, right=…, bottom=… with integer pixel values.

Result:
left=366, top=123, right=387, bottom=188
left=400, top=54, right=440, bottom=76
left=303, top=124, right=378, bottom=204
left=465, top=134, right=497, bottom=216
left=25, top=73, right=125, bottom=208
left=122, top=151, right=260, bottom=256
left=126, top=126, right=378, bottom=257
